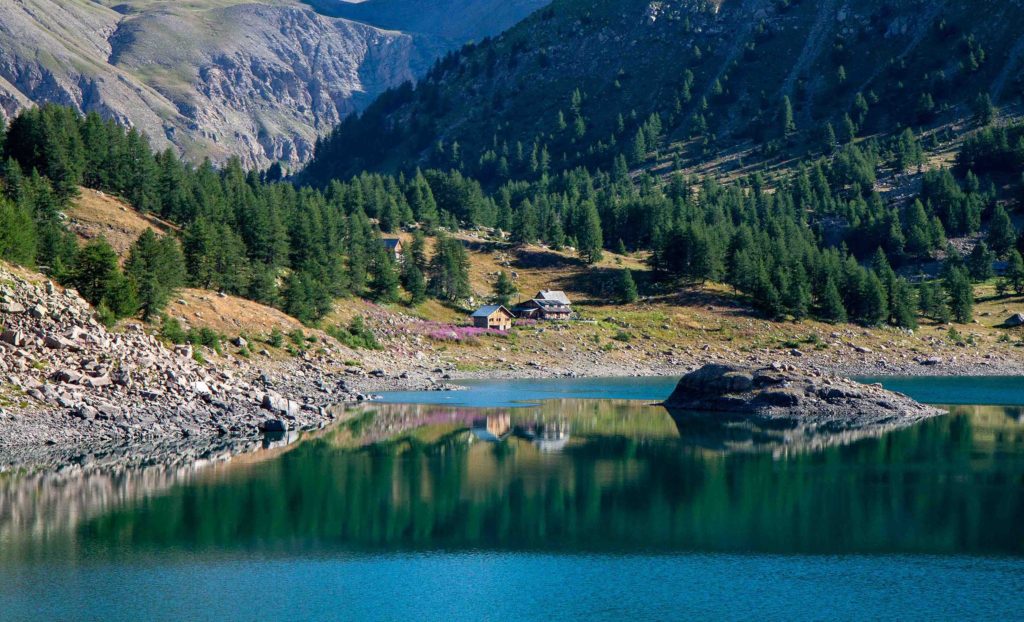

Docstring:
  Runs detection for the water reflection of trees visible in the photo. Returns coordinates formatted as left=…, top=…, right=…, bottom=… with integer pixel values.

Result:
left=67, top=404, right=1024, bottom=555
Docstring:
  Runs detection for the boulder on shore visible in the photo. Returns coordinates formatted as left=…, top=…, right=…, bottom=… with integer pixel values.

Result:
left=663, top=364, right=943, bottom=428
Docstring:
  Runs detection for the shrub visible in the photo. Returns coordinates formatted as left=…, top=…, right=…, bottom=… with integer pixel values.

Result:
left=267, top=328, right=284, bottom=348
left=327, top=316, right=383, bottom=350
left=159, top=315, right=188, bottom=344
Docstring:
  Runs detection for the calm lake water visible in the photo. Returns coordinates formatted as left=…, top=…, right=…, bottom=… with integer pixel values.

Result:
left=2, top=376, right=1024, bottom=620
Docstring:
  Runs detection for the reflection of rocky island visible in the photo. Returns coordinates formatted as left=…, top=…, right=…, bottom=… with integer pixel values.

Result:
left=660, top=364, right=946, bottom=454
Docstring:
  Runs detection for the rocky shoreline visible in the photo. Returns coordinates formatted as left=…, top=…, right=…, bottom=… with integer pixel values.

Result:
left=1, top=263, right=1022, bottom=473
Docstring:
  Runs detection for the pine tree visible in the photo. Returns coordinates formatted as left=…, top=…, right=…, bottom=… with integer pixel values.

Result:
left=973, top=92, right=995, bottom=125
left=987, top=205, right=1016, bottom=257
left=819, top=277, right=848, bottom=323
left=944, top=265, right=974, bottom=323
left=428, top=235, right=471, bottom=302
left=1005, top=249, right=1024, bottom=295
left=821, top=122, right=837, bottom=153
left=904, top=199, right=934, bottom=257
left=918, top=281, right=940, bottom=319
left=68, top=237, right=122, bottom=307
left=630, top=129, right=647, bottom=165
left=889, top=278, right=918, bottom=329
left=967, top=241, right=995, bottom=281
left=493, top=271, right=517, bottom=306
left=368, top=243, right=400, bottom=303
left=576, top=200, right=604, bottom=264
left=399, top=254, right=426, bottom=305
left=840, top=114, right=857, bottom=143
left=618, top=268, right=638, bottom=303
left=0, top=195, right=37, bottom=266
left=511, top=199, right=538, bottom=245
left=860, top=272, right=889, bottom=326
left=780, top=96, right=796, bottom=137
left=409, top=231, right=428, bottom=270
left=124, top=229, right=186, bottom=320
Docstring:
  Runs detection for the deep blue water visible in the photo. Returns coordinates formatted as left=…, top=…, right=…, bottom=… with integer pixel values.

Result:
left=1, top=375, right=1023, bottom=620
left=5, top=553, right=1023, bottom=621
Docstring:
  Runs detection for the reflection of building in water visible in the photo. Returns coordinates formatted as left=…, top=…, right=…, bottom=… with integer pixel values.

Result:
left=471, top=413, right=512, bottom=442
left=517, top=420, right=571, bottom=452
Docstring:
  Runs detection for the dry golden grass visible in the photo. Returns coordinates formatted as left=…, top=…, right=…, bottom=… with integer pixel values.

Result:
left=68, top=188, right=178, bottom=259
left=166, top=288, right=306, bottom=337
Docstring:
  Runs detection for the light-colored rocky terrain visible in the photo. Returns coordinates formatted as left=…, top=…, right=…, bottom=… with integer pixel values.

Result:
left=0, top=263, right=379, bottom=469
left=0, top=0, right=552, bottom=168
left=0, top=0, right=427, bottom=168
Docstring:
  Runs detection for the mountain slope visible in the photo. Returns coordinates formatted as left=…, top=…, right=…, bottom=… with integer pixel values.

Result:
left=303, top=0, right=1024, bottom=183
left=0, top=0, right=429, bottom=168
left=0, top=0, right=541, bottom=169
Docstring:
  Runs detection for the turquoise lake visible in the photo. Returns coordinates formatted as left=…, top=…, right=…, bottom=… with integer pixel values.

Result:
left=1, top=376, right=1023, bottom=620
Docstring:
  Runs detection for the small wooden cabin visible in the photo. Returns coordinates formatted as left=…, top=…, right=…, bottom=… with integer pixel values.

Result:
left=381, top=238, right=403, bottom=261
left=471, top=305, right=514, bottom=331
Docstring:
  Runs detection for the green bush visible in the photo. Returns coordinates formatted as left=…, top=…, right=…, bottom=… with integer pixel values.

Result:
left=159, top=315, right=188, bottom=344
left=267, top=328, right=284, bottom=348
left=327, top=316, right=383, bottom=350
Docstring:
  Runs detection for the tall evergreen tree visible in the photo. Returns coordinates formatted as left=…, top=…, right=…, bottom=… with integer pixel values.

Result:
left=493, top=271, right=518, bottom=306
left=987, top=205, right=1016, bottom=257
left=944, top=265, right=974, bottom=323
left=428, top=236, right=471, bottom=302
left=576, top=200, right=604, bottom=264
left=618, top=268, right=638, bottom=303
left=124, top=229, right=187, bottom=320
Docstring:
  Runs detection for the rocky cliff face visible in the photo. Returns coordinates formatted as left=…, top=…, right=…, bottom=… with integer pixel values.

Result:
left=0, top=0, right=432, bottom=168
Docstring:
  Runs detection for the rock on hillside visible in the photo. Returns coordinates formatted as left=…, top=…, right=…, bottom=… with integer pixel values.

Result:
left=663, top=363, right=943, bottom=429
left=0, top=0, right=429, bottom=168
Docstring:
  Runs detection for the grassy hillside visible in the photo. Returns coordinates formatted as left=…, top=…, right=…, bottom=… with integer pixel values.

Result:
left=65, top=189, right=1024, bottom=381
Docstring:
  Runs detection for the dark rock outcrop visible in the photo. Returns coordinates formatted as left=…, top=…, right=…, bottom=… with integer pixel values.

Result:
left=663, top=363, right=943, bottom=429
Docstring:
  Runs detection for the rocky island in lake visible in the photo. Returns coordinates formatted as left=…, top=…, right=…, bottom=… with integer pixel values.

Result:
left=663, top=364, right=944, bottom=430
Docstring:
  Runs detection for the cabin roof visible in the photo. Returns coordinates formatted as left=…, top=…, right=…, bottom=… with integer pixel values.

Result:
left=536, top=290, right=571, bottom=304
left=471, top=305, right=512, bottom=318
left=381, top=238, right=402, bottom=249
